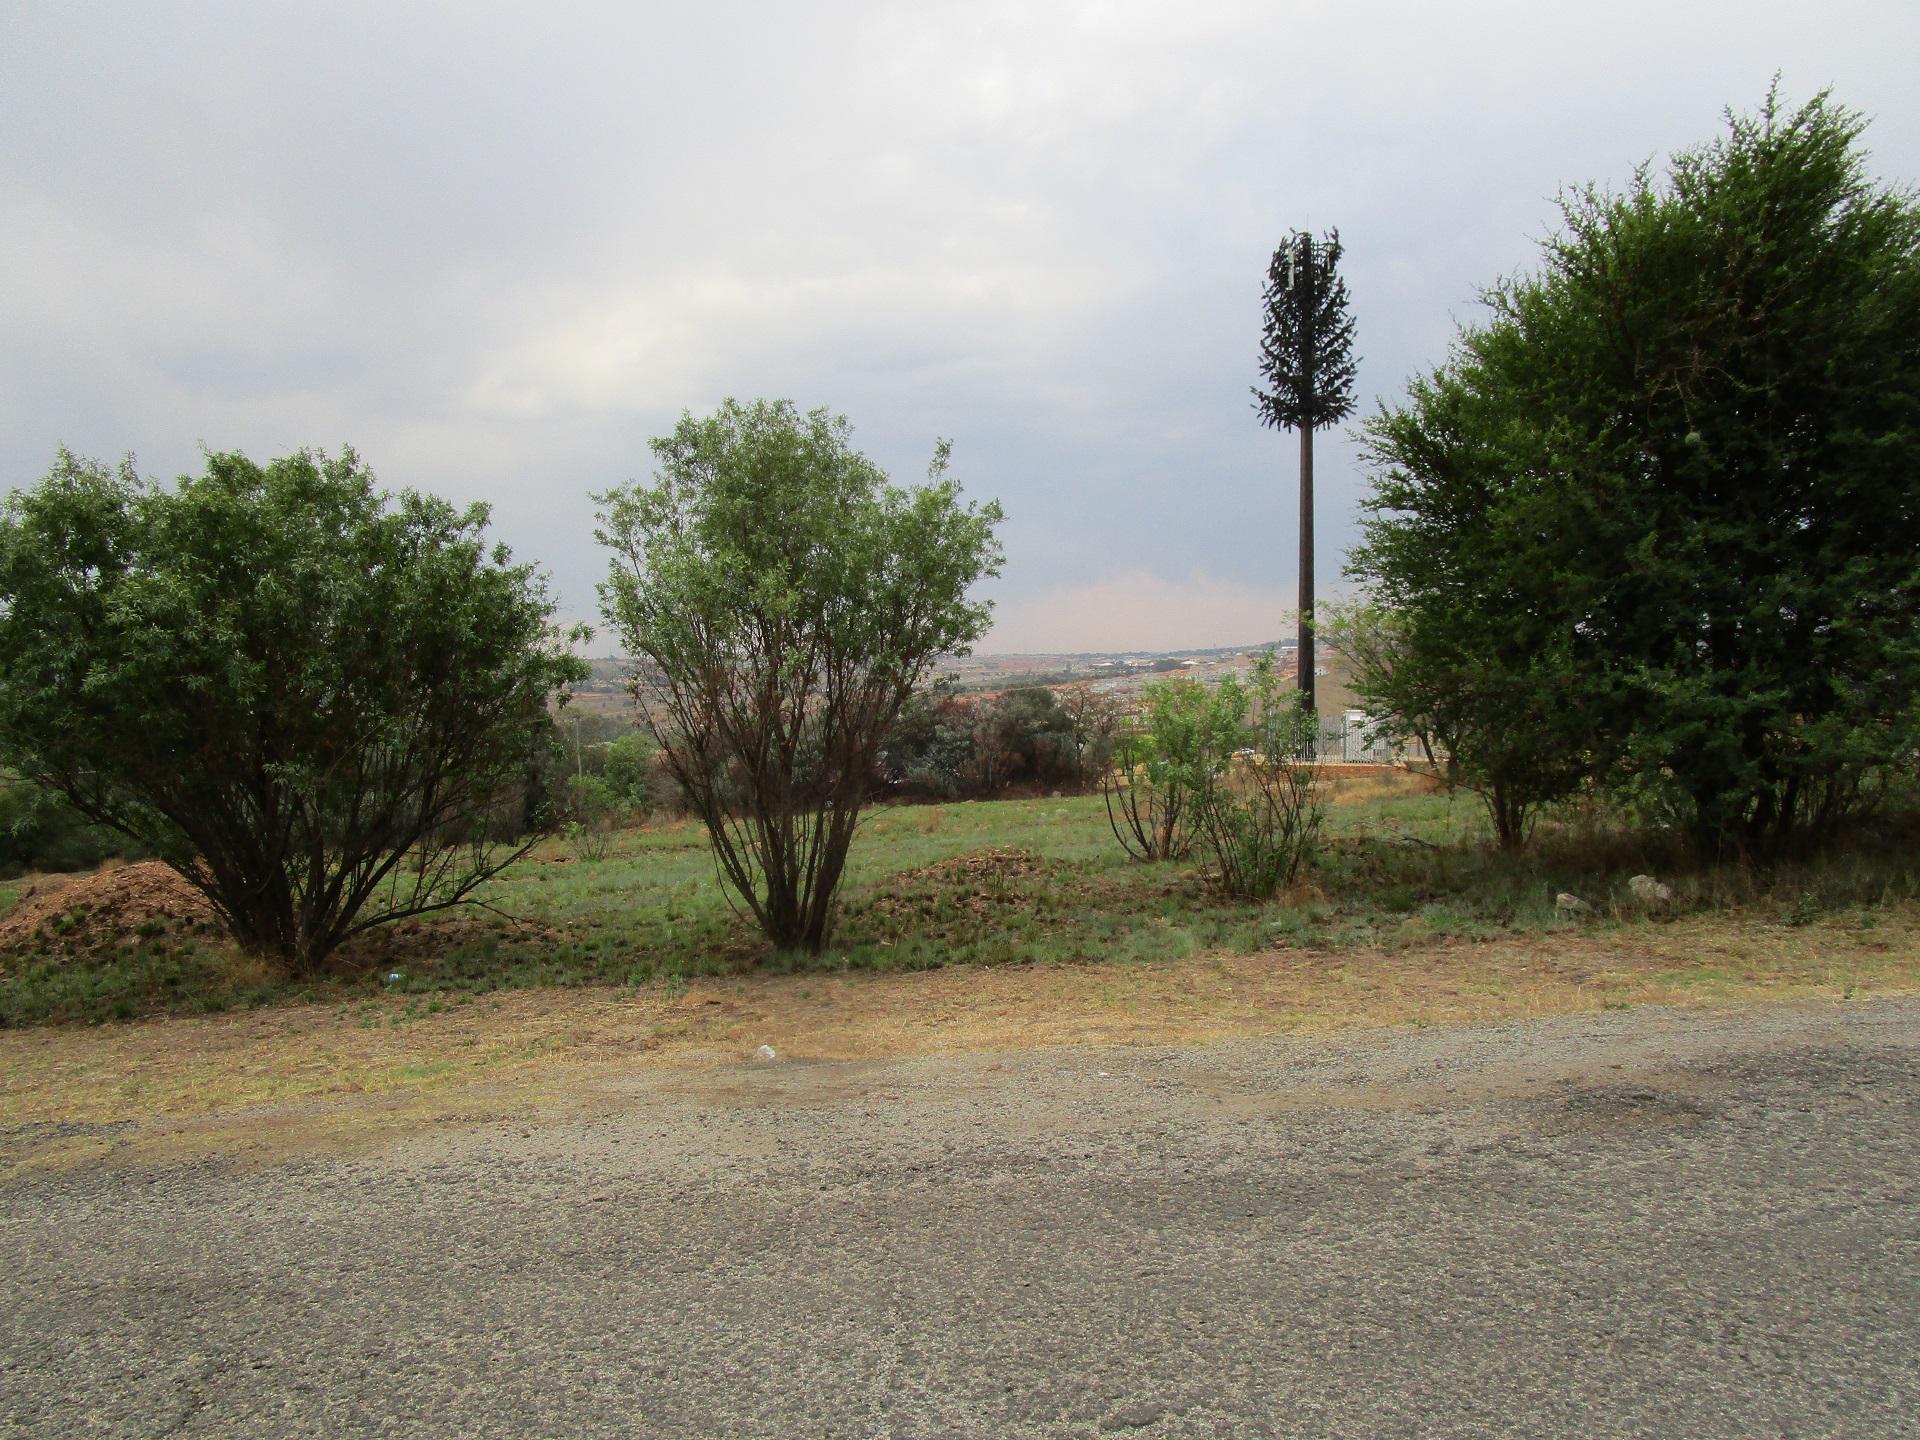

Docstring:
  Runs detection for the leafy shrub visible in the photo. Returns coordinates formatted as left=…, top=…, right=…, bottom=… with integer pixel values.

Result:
left=1187, top=659, right=1327, bottom=900
left=1347, top=88, right=1920, bottom=858
left=0, top=447, right=587, bottom=973
left=600, top=733, right=655, bottom=813
left=1103, top=679, right=1206, bottom=861
left=0, top=775, right=133, bottom=875
left=563, top=775, right=618, bottom=862
left=597, top=398, right=1003, bottom=953
left=882, top=683, right=1118, bottom=801
left=1114, top=660, right=1327, bottom=897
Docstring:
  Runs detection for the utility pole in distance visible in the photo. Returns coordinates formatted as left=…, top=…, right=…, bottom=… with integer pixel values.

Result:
left=1254, top=229, right=1358, bottom=716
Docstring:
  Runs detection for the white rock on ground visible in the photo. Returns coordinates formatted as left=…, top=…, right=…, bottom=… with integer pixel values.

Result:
left=1629, top=874, right=1674, bottom=904
left=1555, top=892, right=1594, bottom=916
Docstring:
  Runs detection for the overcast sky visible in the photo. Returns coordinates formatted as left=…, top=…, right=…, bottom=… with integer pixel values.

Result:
left=4, top=2, right=1917, bottom=654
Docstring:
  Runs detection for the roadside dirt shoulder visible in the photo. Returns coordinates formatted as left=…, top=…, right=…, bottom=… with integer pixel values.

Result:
left=3, top=915, right=1915, bottom=1174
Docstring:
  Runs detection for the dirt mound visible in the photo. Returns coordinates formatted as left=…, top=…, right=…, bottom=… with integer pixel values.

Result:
left=907, top=847, right=1046, bottom=887
left=0, top=862, right=220, bottom=955
left=861, top=847, right=1051, bottom=925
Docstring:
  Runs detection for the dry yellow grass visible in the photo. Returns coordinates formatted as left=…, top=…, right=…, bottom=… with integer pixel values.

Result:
left=4, top=907, right=1916, bottom=1174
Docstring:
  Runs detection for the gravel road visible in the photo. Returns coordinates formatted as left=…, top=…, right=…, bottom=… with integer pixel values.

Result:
left=4, top=997, right=1918, bottom=1438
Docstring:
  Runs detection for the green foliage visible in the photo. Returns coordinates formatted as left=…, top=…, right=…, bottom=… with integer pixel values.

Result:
left=983, top=687, right=1080, bottom=788
left=1348, top=87, right=1920, bottom=857
left=1254, top=229, right=1359, bottom=434
left=563, top=775, right=618, bottom=863
left=599, top=732, right=655, bottom=812
left=1340, top=331, right=1597, bottom=851
left=553, top=709, right=642, bottom=781
left=536, top=713, right=652, bottom=835
left=0, top=774, right=133, bottom=875
left=1104, top=677, right=1208, bottom=861
left=597, top=398, right=1004, bottom=953
left=1110, top=662, right=1327, bottom=896
left=881, top=684, right=976, bottom=799
left=0, top=447, right=587, bottom=972
left=1054, top=684, right=1122, bottom=782
left=882, top=683, right=1115, bottom=800
left=1331, top=596, right=1584, bottom=852
left=1182, top=657, right=1328, bottom=900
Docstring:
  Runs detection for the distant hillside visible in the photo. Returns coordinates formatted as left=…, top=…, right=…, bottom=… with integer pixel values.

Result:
left=574, top=641, right=1346, bottom=707
left=581, top=656, right=630, bottom=687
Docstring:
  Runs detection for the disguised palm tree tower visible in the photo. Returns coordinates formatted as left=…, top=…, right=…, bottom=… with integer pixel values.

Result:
left=1254, top=230, right=1358, bottom=715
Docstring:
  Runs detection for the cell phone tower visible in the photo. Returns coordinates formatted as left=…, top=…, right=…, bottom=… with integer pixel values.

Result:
left=1253, top=229, right=1358, bottom=714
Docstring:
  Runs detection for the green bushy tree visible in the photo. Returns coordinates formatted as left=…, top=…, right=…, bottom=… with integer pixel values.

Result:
left=1350, top=87, right=1920, bottom=856
left=598, top=399, right=1003, bottom=953
left=1056, top=684, right=1121, bottom=783
left=0, top=448, right=587, bottom=972
left=0, top=773, right=130, bottom=875
left=984, top=687, right=1080, bottom=789
left=878, top=685, right=973, bottom=799
left=1339, top=359, right=1592, bottom=848
left=599, top=732, right=656, bottom=813
left=883, top=683, right=1116, bottom=801
left=1107, top=661, right=1326, bottom=892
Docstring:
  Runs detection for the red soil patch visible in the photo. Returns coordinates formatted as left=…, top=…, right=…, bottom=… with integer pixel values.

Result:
left=0, top=862, right=219, bottom=955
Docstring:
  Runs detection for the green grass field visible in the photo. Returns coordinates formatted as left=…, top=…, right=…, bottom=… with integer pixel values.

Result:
left=5, top=782, right=1920, bottom=1026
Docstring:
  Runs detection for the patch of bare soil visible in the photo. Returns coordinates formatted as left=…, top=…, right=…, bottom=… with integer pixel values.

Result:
left=0, top=863, right=219, bottom=957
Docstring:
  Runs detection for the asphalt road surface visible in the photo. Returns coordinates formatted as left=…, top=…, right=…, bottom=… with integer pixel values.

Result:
left=4, top=997, right=1918, bottom=1438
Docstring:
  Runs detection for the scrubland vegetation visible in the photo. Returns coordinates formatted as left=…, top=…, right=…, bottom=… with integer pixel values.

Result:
left=7, top=776, right=1920, bottom=1028
left=3, top=88, right=1917, bottom=1037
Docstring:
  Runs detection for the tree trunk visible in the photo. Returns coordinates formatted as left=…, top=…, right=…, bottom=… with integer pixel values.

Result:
left=1488, top=786, right=1527, bottom=850
left=1299, top=423, right=1315, bottom=716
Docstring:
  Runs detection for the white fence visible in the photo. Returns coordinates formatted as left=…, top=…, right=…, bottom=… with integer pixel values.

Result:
left=1310, top=709, right=1402, bottom=764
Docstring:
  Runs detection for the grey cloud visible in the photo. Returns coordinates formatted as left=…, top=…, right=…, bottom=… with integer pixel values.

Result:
left=3, top=0, right=1917, bottom=648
